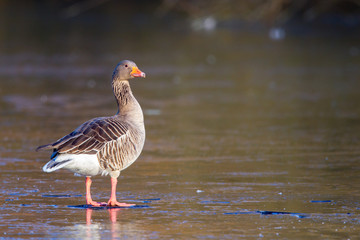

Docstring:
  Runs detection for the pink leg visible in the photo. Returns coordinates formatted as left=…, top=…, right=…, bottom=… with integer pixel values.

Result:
left=85, top=177, right=106, bottom=206
left=107, top=177, right=135, bottom=207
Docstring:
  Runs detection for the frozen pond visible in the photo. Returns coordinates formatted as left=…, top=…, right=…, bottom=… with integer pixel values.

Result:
left=0, top=5, right=360, bottom=239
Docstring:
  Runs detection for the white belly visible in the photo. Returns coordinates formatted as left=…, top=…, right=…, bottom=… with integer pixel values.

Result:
left=57, top=154, right=104, bottom=177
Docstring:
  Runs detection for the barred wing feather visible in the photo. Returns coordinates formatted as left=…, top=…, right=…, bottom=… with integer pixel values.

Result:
left=36, top=117, right=129, bottom=156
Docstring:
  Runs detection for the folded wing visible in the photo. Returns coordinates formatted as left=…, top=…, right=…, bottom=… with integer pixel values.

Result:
left=36, top=117, right=129, bottom=157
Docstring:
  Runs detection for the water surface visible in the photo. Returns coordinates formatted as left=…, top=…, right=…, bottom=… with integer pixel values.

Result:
left=0, top=12, right=360, bottom=239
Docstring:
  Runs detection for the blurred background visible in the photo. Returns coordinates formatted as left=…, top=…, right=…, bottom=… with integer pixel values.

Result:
left=1, top=0, right=360, bottom=56
left=1, top=0, right=360, bottom=239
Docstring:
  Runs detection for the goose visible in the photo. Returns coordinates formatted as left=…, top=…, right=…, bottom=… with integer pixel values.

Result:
left=37, top=60, right=146, bottom=207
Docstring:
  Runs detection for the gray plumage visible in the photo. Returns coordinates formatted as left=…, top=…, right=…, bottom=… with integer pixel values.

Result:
left=38, top=60, right=146, bottom=179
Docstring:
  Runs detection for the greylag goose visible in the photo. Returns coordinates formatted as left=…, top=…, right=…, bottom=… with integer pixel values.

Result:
left=37, top=60, right=146, bottom=207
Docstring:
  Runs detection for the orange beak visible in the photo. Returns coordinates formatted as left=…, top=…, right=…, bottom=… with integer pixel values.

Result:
left=130, top=66, right=146, bottom=78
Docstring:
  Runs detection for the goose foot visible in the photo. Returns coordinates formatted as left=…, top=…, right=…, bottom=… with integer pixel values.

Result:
left=107, top=177, right=135, bottom=207
left=107, top=200, right=135, bottom=207
left=87, top=200, right=107, bottom=207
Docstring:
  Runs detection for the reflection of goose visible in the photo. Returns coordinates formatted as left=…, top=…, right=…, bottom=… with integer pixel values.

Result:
left=63, top=208, right=142, bottom=239
left=37, top=60, right=146, bottom=207
left=85, top=208, right=120, bottom=224
left=85, top=208, right=120, bottom=225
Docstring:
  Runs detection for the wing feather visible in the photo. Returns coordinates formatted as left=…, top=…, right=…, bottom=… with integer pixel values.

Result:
left=36, top=117, right=129, bottom=155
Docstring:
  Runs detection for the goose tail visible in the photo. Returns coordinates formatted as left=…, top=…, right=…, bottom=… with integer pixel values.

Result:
left=42, top=157, right=72, bottom=173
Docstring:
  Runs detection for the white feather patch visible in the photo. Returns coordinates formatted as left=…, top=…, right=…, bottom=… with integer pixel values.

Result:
left=43, top=153, right=107, bottom=177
